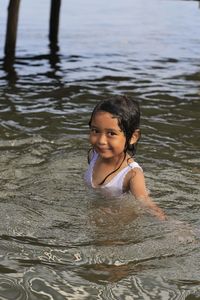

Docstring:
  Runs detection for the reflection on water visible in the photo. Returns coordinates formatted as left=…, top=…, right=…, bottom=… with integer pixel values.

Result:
left=0, top=0, right=200, bottom=298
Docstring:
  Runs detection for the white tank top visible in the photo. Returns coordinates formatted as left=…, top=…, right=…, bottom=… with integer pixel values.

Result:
left=84, top=151, right=142, bottom=198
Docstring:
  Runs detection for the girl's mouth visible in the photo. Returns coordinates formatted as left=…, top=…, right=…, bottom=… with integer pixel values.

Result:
left=97, top=147, right=110, bottom=153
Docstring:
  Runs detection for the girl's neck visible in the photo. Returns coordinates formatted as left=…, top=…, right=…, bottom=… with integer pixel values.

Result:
left=97, top=152, right=127, bottom=186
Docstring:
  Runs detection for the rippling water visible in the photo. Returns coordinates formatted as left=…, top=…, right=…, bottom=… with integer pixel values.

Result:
left=0, top=0, right=200, bottom=299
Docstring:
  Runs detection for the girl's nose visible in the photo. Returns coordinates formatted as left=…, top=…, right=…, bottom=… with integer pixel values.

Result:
left=98, top=133, right=107, bottom=144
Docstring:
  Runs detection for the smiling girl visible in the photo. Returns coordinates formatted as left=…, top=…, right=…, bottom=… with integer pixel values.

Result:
left=84, top=96, right=166, bottom=220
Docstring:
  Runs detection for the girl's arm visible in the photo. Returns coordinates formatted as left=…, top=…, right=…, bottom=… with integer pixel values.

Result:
left=129, top=168, right=166, bottom=220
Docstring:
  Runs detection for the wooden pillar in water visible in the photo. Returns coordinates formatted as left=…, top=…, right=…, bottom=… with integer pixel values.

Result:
left=4, top=0, right=21, bottom=62
left=49, top=0, right=61, bottom=51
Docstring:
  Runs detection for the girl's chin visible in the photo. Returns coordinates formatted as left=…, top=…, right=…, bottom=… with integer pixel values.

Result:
left=98, top=152, right=112, bottom=158
left=97, top=151, right=113, bottom=159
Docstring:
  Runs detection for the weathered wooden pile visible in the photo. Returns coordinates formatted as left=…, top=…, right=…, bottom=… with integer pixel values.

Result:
left=4, top=0, right=61, bottom=65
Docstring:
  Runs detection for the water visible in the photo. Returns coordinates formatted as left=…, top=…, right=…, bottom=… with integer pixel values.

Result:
left=0, top=0, right=200, bottom=299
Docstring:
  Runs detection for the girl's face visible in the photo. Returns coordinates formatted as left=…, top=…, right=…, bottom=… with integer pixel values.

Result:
left=89, top=111, right=126, bottom=160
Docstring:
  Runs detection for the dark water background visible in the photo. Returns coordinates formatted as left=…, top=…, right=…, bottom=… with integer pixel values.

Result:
left=0, top=0, right=200, bottom=299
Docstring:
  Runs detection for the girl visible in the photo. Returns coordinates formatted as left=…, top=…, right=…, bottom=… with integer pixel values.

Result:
left=85, top=96, right=166, bottom=220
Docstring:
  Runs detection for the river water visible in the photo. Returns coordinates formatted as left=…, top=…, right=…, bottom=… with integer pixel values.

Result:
left=0, top=0, right=200, bottom=299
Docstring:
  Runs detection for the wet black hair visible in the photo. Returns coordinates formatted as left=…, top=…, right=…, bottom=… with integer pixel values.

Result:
left=89, top=95, right=141, bottom=156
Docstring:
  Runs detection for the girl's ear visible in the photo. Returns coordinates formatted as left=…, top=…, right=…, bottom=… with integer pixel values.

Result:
left=130, top=129, right=141, bottom=145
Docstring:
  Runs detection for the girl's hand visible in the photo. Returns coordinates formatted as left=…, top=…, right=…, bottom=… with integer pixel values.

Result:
left=137, top=195, right=167, bottom=221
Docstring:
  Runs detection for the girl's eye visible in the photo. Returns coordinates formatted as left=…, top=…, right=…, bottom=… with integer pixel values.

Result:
left=107, top=131, right=116, bottom=136
left=90, top=128, right=99, bottom=134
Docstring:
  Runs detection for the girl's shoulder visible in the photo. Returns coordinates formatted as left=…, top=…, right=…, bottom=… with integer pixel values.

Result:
left=128, top=161, right=142, bottom=171
left=126, top=155, right=143, bottom=172
left=123, top=159, right=143, bottom=191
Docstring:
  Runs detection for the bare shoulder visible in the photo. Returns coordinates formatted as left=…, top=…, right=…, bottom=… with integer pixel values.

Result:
left=130, top=166, right=144, bottom=178
left=129, top=166, right=148, bottom=198
left=123, top=164, right=145, bottom=194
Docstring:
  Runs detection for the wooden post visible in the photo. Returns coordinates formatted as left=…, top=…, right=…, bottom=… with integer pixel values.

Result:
left=4, top=0, right=21, bottom=62
left=49, top=0, right=61, bottom=51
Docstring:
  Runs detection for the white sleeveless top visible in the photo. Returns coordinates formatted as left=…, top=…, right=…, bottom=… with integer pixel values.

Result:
left=84, top=151, right=142, bottom=198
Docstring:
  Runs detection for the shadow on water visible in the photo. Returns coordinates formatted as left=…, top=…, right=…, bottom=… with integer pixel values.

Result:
left=2, top=45, right=63, bottom=86
left=2, top=58, right=18, bottom=86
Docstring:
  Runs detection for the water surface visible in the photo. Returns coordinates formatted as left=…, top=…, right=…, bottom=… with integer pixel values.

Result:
left=0, top=0, right=200, bottom=299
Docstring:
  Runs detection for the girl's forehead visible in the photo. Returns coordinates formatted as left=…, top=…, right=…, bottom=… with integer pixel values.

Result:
left=91, top=111, right=120, bottom=127
left=92, top=111, right=117, bottom=121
